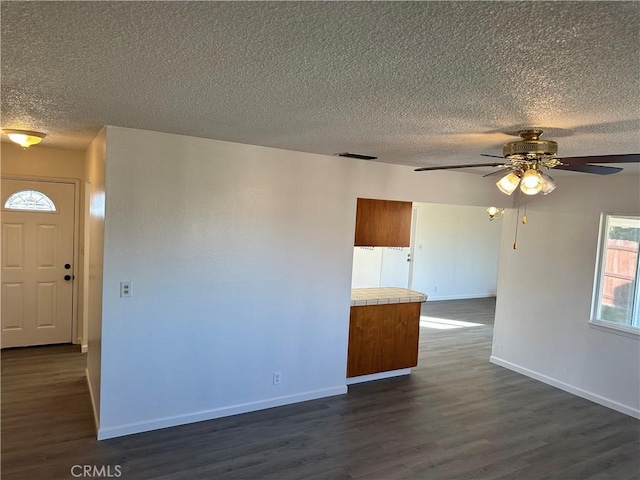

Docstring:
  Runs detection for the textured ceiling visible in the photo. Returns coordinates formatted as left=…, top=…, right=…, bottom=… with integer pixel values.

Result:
left=1, top=1, right=639, bottom=171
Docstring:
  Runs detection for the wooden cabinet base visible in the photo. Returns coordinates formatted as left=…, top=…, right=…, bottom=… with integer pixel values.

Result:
left=347, top=302, right=421, bottom=378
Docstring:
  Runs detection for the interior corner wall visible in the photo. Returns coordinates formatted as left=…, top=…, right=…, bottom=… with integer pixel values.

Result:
left=96, top=126, right=504, bottom=439
left=491, top=173, right=640, bottom=418
left=411, top=202, right=501, bottom=300
left=84, top=129, right=107, bottom=427
left=0, top=143, right=88, bottom=345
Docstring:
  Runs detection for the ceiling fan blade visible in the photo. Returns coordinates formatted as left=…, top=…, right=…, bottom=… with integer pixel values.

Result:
left=483, top=167, right=511, bottom=178
left=480, top=154, right=506, bottom=159
left=553, top=164, right=623, bottom=175
left=414, top=162, right=505, bottom=172
left=558, top=153, right=640, bottom=165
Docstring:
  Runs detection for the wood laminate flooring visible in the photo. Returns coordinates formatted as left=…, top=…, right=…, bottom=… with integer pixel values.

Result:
left=2, top=298, right=639, bottom=479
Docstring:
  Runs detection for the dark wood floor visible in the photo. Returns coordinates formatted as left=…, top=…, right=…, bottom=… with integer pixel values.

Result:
left=2, top=298, right=639, bottom=479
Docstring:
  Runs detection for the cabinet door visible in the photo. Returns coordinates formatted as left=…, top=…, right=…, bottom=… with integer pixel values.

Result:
left=354, top=198, right=412, bottom=247
left=347, top=302, right=421, bottom=377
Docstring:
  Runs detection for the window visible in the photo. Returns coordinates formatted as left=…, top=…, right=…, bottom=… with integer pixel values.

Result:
left=4, top=190, right=56, bottom=212
left=591, top=214, right=640, bottom=333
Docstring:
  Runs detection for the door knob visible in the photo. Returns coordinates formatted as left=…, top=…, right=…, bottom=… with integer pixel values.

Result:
left=64, top=275, right=72, bottom=281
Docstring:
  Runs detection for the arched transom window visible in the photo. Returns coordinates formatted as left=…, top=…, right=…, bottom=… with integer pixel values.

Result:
left=4, top=190, right=57, bottom=212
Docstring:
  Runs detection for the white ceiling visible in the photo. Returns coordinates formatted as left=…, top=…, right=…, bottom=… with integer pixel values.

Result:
left=1, top=1, right=639, bottom=172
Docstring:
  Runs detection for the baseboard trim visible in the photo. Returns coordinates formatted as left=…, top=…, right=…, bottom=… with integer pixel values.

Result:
left=81, top=344, right=88, bottom=353
left=427, top=294, right=495, bottom=301
left=346, top=368, right=411, bottom=385
left=85, top=368, right=100, bottom=433
left=97, top=385, right=347, bottom=440
left=490, top=356, right=639, bottom=419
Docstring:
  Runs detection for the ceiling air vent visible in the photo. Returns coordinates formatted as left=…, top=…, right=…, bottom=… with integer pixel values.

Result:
left=337, top=152, right=378, bottom=160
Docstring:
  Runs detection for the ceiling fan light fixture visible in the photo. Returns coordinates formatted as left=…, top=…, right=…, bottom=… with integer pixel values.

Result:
left=496, top=171, right=522, bottom=195
left=3, top=129, right=46, bottom=148
left=520, top=168, right=544, bottom=195
left=540, top=172, right=557, bottom=195
left=503, top=129, right=558, bottom=158
left=416, top=128, right=639, bottom=201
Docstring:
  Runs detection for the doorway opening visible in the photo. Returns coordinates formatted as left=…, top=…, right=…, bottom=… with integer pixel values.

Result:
left=1, top=178, right=80, bottom=348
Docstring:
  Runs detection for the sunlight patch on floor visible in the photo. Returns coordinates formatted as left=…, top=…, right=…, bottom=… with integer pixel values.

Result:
left=419, top=316, right=484, bottom=330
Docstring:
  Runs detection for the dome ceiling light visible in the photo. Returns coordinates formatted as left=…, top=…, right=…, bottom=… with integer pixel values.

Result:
left=3, top=129, right=46, bottom=148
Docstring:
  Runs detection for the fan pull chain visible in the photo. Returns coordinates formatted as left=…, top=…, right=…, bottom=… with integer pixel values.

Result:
left=513, top=189, right=521, bottom=249
left=522, top=200, right=527, bottom=224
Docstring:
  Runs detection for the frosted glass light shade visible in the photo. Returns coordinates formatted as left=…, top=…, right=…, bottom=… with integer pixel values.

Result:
left=540, top=172, right=557, bottom=195
left=3, top=129, right=46, bottom=148
left=496, top=172, right=521, bottom=195
left=520, top=169, right=543, bottom=195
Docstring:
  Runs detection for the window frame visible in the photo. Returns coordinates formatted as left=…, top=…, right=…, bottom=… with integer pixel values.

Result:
left=590, top=213, right=640, bottom=336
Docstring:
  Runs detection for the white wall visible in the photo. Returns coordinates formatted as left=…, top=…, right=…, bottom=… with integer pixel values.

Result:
left=352, top=247, right=384, bottom=288
left=96, top=126, right=504, bottom=439
left=491, top=173, right=640, bottom=418
left=1, top=142, right=85, bottom=178
left=351, top=247, right=411, bottom=288
left=85, top=129, right=106, bottom=427
left=411, top=202, right=501, bottom=300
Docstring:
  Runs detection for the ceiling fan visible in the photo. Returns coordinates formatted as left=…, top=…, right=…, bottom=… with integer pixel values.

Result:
left=415, top=129, right=640, bottom=196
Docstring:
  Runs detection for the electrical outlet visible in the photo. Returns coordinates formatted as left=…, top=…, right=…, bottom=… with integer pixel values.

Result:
left=120, top=281, right=132, bottom=298
left=273, top=371, right=281, bottom=385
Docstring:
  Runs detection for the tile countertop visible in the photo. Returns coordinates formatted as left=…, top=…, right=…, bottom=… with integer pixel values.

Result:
left=351, top=287, right=427, bottom=306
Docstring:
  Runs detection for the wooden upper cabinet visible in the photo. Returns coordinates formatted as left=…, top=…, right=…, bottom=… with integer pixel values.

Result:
left=354, top=198, right=412, bottom=247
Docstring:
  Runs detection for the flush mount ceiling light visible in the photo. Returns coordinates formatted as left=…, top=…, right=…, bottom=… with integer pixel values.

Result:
left=3, top=129, right=46, bottom=148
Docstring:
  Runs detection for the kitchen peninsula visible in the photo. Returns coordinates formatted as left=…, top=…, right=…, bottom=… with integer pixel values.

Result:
left=347, top=287, right=427, bottom=383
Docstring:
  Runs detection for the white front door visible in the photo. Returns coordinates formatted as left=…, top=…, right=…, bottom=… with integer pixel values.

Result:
left=1, top=179, right=76, bottom=348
